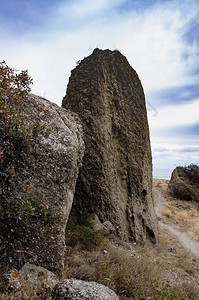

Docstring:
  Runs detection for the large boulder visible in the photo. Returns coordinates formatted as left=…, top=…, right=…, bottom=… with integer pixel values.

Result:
left=0, top=93, right=85, bottom=276
left=62, top=48, right=158, bottom=244
left=52, top=279, right=119, bottom=300
left=168, top=166, right=199, bottom=202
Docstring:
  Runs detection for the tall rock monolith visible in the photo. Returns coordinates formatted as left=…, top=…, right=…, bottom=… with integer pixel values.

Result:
left=62, top=48, right=158, bottom=244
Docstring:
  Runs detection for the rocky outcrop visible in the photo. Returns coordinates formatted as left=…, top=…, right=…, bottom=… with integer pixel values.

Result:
left=52, top=279, right=119, bottom=300
left=168, top=166, right=199, bottom=202
left=1, top=264, right=119, bottom=300
left=62, top=48, right=158, bottom=244
left=0, top=94, right=85, bottom=276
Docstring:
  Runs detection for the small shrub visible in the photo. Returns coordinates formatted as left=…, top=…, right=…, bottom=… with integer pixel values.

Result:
left=65, top=218, right=104, bottom=251
left=184, top=164, right=199, bottom=184
left=64, top=225, right=199, bottom=300
left=0, top=60, right=33, bottom=140
left=0, top=60, right=32, bottom=95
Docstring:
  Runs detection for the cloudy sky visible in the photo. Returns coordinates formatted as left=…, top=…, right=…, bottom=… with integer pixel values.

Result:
left=0, top=0, right=199, bottom=175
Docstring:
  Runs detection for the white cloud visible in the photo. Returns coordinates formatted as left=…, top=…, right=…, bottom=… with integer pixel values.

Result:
left=149, top=98, right=199, bottom=130
left=55, top=0, right=125, bottom=19
left=152, top=146, right=199, bottom=169
left=118, top=2, right=199, bottom=92
left=0, top=0, right=198, bottom=105
left=0, top=0, right=199, bottom=171
left=150, top=129, right=199, bottom=169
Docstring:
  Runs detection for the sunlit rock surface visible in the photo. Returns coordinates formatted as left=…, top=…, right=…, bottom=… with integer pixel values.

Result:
left=0, top=94, right=84, bottom=276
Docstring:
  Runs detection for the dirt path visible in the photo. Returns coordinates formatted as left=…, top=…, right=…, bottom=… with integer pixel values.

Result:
left=161, top=223, right=199, bottom=257
left=153, top=183, right=199, bottom=258
left=153, top=186, right=166, bottom=215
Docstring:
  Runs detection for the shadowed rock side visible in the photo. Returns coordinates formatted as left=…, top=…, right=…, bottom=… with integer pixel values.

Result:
left=168, top=166, right=199, bottom=202
left=0, top=94, right=84, bottom=277
left=62, top=48, right=158, bottom=244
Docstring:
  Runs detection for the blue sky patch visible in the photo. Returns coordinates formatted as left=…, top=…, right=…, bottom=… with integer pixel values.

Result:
left=184, top=19, right=199, bottom=45
left=149, top=84, right=199, bottom=106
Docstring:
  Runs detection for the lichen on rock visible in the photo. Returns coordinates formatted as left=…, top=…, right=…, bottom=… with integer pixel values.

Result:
left=52, top=279, right=119, bottom=300
left=0, top=93, right=85, bottom=277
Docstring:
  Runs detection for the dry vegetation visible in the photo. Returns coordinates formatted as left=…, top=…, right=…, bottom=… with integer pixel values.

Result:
left=0, top=285, right=51, bottom=300
left=63, top=211, right=199, bottom=300
left=155, top=178, right=199, bottom=242
left=1, top=229, right=198, bottom=299
left=161, top=203, right=199, bottom=242
left=1, top=179, right=199, bottom=299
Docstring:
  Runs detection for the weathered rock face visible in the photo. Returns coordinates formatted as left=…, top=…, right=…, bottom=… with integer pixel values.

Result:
left=168, top=167, right=199, bottom=202
left=0, top=94, right=84, bottom=276
left=62, top=48, right=158, bottom=244
left=52, top=279, right=119, bottom=300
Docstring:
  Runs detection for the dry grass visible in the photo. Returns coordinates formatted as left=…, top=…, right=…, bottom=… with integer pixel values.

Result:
left=160, top=200, right=199, bottom=242
left=0, top=282, right=52, bottom=300
left=63, top=218, right=199, bottom=300
left=190, top=219, right=199, bottom=241
left=1, top=179, right=199, bottom=299
left=153, top=178, right=170, bottom=192
left=1, top=226, right=199, bottom=300
left=153, top=178, right=199, bottom=242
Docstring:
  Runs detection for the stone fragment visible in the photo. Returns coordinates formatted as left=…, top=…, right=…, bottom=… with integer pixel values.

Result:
left=0, top=263, right=58, bottom=300
left=88, top=213, right=115, bottom=236
left=19, top=262, right=58, bottom=290
left=52, top=279, right=119, bottom=300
